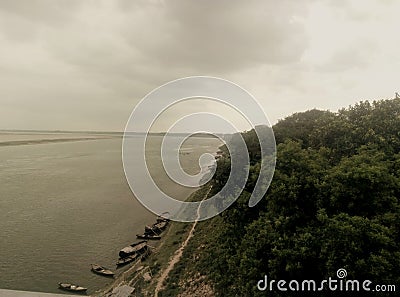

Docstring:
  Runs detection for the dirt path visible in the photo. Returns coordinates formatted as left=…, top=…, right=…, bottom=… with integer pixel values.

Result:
left=154, top=186, right=212, bottom=297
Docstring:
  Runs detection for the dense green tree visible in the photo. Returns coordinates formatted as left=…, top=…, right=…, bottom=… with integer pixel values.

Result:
left=189, top=98, right=400, bottom=297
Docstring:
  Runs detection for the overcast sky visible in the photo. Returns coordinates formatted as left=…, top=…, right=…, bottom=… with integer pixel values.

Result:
left=0, top=0, right=399, bottom=132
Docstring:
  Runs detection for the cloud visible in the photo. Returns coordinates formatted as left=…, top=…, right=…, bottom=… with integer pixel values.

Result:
left=0, top=0, right=81, bottom=41
left=120, top=0, right=309, bottom=73
left=0, top=0, right=399, bottom=131
left=317, top=40, right=378, bottom=72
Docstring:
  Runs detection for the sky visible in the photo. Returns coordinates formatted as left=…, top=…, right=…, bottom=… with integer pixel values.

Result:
left=0, top=0, right=399, bottom=133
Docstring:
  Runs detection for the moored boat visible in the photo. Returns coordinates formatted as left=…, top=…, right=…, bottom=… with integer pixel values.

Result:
left=116, top=253, right=139, bottom=267
left=58, top=282, right=87, bottom=293
left=145, top=220, right=168, bottom=234
left=157, top=212, right=170, bottom=222
left=119, top=240, right=148, bottom=258
left=91, top=264, right=115, bottom=277
left=156, top=217, right=169, bottom=222
left=136, top=234, right=161, bottom=240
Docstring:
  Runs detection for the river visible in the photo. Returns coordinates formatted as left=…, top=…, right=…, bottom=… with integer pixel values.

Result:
left=0, top=132, right=221, bottom=294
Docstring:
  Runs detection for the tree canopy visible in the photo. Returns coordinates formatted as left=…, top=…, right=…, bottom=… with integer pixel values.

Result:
left=190, top=98, right=400, bottom=296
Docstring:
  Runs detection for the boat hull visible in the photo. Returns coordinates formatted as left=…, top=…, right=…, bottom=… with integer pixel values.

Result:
left=116, top=253, right=139, bottom=267
left=91, top=264, right=115, bottom=277
left=58, top=283, right=87, bottom=293
left=136, top=234, right=161, bottom=240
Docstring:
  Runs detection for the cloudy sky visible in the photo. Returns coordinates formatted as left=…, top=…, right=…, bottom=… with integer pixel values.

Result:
left=0, top=0, right=399, bottom=132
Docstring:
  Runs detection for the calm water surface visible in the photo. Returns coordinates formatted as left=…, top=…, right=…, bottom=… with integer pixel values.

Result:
left=0, top=133, right=221, bottom=294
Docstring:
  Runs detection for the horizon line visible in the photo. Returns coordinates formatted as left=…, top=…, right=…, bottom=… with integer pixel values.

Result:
left=0, top=129, right=233, bottom=135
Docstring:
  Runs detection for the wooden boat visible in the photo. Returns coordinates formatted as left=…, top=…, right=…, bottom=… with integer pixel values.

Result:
left=119, top=240, right=148, bottom=258
left=144, top=225, right=157, bottom=234
left=116, top=253, right=139, bottom=267
left=157, top=212, right=170, bottom=222
left=91, top=264, right=115, bottom=277
left=145, top=221, right=168, bottom=234
left=136, top=234, right=161, bottom=240
left=58, top=282, right=87, bottom=293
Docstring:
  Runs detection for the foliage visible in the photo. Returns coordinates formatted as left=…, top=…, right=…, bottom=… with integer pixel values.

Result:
left=189, top=98, right=400, bottom=296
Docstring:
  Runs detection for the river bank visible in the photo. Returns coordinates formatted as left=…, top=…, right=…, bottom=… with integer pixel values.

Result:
left=91, top=185, right=214, bottom=297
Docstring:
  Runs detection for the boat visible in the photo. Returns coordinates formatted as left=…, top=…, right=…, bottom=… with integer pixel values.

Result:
left=157, top=212, right=170, bottom=222
left=58, top=282, right=87, bottom=293
left=91, top=264, right=115, bottom=277
left=116, top=253, right=139, bottom=267
left=145, top=221, right=168, bottom=234
left=136, top=234, right=161, bottom=240
left=144, top=225, right=156, bottom=234
left=118, top=240, right=148, bottom=258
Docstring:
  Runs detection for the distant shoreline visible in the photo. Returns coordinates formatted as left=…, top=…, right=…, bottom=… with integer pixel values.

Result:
left=0, top=131, right=227, bottom=149
left=0, top=137, right=112, bottom=147
left=0, top=129, right=230, bottom=139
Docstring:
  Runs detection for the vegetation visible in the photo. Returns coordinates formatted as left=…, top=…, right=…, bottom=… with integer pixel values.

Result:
left=164, top=98, right=400, bottom=296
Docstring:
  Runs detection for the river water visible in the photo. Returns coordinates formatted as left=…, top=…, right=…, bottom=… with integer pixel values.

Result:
left=0, top=133, right=221, bottom=294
